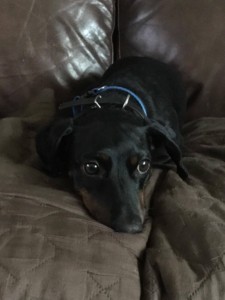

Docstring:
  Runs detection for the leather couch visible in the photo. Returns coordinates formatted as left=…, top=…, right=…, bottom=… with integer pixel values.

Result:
left=1, top=1, right=225, bottom=299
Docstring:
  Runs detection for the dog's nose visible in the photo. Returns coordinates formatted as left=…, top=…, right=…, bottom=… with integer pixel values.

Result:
left=113, top=217, right=143, bottom=233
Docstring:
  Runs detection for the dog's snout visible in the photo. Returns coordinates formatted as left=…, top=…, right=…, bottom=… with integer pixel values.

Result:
left=112, top=216, right=143, bottom=233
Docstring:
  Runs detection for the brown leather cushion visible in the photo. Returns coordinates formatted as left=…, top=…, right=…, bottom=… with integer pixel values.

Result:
left=117, top=0, right=225, bottom=120
left=0, top=0, right=114, bottom=117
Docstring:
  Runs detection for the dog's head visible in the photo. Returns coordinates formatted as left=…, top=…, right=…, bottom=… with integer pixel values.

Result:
left=36, top=109, right=187, bottom=233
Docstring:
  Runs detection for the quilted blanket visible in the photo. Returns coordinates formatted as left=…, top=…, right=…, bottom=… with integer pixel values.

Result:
left=0, top=90, right=225, bottom=300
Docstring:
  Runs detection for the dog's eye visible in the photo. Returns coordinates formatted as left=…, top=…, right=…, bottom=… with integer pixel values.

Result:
left=137, top=159, right=151, bottom=174
left=83, top=161, right=100, bottom=176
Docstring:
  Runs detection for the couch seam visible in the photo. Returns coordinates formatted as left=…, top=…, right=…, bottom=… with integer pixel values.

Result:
left=114, top=0, right=120, bottom=60
left=111, top=0, right=116, bottom=63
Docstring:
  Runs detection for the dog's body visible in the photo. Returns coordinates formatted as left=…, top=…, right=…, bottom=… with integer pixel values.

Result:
left=36, top=57, right=188, bottom=233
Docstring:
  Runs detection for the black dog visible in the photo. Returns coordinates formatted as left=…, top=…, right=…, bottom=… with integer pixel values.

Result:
left=36, top=57, right=188, bottom=233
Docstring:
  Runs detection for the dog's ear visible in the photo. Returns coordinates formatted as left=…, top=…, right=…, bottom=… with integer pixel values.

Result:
left=147, top=120, right=188, bottom=180
left=36, top=118, right=74, bottom=176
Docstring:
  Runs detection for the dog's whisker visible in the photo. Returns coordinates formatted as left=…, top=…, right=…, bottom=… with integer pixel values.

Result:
left=94, top=95, right=102, bottom=108
left=122, top=94, right=130, bottom=109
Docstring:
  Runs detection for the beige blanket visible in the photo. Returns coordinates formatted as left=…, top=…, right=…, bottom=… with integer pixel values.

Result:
left=0, top=90, right=225, bottom=299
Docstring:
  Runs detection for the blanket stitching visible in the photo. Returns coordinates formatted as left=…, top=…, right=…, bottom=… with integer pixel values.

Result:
left=88, top=231, right=137, bottom=259
left=87, top=271, right=119, bottom=300
left=0, top=263, right=17, bottom=282
left=143, top=259, right=160, bottom=296
left=187, top=252, right=225, bottom=299
left=24, top=254, right=55, bottom=276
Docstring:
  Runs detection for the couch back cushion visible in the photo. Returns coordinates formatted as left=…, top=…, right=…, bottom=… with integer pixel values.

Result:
left=117, top=0, right=225, bottom=120
left=0, top=0, right=114, bottom=117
